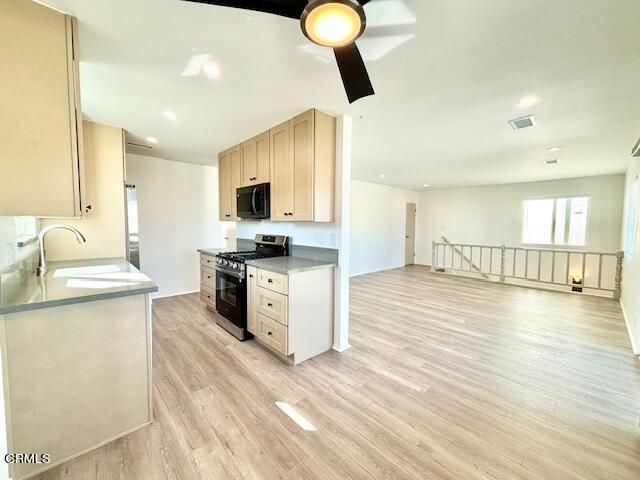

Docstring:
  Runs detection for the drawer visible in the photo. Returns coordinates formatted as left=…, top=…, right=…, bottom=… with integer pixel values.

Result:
left=200, top=255, right=216, bottom=268
left=257, top=269, right=288, bottom=295
left=201, top=266, right=216, bottom=289
left=255, top=286, right=288, bottom=326
left=256, top=312, right=288, bottom=356
left=201, top=286, right=215, bottom=309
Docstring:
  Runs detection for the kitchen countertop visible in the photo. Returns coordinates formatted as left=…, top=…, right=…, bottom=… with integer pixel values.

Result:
left=0, top=258, right=158, bottom=315
left=245, top=256, right=336, bottom=274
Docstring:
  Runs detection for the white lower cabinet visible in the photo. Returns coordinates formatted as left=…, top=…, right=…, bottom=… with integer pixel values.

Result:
left=247, top=264, right=334, bottom=365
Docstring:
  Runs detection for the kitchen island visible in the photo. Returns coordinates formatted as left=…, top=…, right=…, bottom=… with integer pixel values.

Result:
left=0, top=258, right=157, bottom=479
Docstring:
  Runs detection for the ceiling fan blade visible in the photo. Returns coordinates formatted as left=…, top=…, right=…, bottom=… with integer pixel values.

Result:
left=360, top=0, right=373, bottom=5
left=180, top=0, right=306, bottom=19
left=333, top=42, right=375, bottom=103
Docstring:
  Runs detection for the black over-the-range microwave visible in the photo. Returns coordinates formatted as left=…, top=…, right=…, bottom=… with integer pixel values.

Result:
left=236, top=183, right=270, bottom=219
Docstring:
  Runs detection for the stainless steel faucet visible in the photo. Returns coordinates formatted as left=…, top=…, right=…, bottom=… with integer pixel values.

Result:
left=38, top=224, right=86, bottom=276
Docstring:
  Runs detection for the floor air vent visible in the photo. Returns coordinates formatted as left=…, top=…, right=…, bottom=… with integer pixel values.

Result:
left=509, top=114, right=537, bottom=130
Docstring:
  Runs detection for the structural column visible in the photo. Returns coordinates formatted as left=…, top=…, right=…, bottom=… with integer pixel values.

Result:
left=333, top=115, right=352, bottom=352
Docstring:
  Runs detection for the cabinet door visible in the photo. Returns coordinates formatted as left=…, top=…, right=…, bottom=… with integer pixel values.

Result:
left=218, top=150, right=232, bottom=220
left=269, top=121, right=292, bottom=221
left=229, top=145, right=241, bottom=221
left=255, top=131, right=270, bottom=184
left=240, top=138, right=257, bottom=187
left=0, top=1, right=83, bottom=217
left=247, top=266, right=258, bottom=335
left=289, top=110, right=315, bottom=221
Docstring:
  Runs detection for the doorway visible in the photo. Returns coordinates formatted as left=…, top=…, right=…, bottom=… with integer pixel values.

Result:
left=405, top=203, right=416, bottom=265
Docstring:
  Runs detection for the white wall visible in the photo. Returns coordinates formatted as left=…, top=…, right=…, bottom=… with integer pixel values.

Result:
left=349, top=181, right=419, bottom=276
left=415, top=174, right=625, bottom=265
left=235, top=220, right=337, bottom=249
left=127, top=154, right=225, bottom=298
left=621, top=159, right=640, bottom=354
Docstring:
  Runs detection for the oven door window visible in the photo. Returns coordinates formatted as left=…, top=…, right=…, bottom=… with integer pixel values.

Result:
left=215, top=270, right=246, bottom=327
left=219, top=274, right=239, bottom=306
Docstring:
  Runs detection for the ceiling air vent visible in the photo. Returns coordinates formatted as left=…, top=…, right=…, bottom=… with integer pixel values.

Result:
left=544, top=158, right=560, bottom=165
left=632, top=137, right=640, bottom=157
left=509, top=114, right=537, bottom=130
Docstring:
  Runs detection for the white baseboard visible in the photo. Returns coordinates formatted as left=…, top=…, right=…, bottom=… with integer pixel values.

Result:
left=620, top=300, right=640, bottom=356
left=349, top=263, right=430, bottom=278
left=332, top=342, right=351, bottom=353
left=153, top=290, right=200, bottom=300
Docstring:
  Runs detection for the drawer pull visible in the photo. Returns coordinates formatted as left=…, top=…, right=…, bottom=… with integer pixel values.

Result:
left=207, top=275, right=211, bottom=279
left=267, top=331, right=272, bottom=336
left=249, top=274, right=254, bottom=278
left=267, top=303, right=273, bottom=308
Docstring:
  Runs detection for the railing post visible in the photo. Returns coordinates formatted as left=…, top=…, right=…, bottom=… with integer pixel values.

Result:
left=614, top=250, right=624, bottom=300
left=431, top=241, right=436, bottom=271
left=499, top=245, right=506, bottom=283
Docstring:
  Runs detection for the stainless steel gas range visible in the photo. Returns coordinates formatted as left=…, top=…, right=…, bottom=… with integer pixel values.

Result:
left=214, top=234, right=289, bottom=340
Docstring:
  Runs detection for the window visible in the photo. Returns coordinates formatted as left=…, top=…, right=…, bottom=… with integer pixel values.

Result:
left=523, top=196, right=589, bottom=247
left=626, top=180, right=638, bottom=256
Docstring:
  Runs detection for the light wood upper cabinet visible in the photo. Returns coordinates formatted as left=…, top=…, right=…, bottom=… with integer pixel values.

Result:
left=229, top=145, right=241, bottom=221
left=289, top=110, right=315, bottom=221
left=218, top=150, right=232, bottom=220
left=0, top=0, right=85, bottom=217
left=270, top=109, right=336, bottom=222
left=218, top=145, right=241, bottom=221
left=240, top=131, right=270, bottom=187
left=269, top=121, right=291, bottom=222
left=218, top=108, right=335, bottom=223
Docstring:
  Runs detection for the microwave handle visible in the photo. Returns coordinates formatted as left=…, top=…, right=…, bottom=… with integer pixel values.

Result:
left=251, top=188, right=257, bottom=215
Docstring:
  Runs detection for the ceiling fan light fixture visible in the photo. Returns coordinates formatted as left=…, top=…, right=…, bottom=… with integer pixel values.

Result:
left=301, top=0, right=366, bottom=48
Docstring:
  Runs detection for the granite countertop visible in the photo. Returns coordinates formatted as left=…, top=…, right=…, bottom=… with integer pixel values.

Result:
left=0, top=258, right=158, bottom=315
left=245, top=256, right=336, bottom=274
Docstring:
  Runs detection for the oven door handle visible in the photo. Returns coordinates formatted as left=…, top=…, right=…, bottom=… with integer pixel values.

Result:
left=215, top=266, right=244, bottom=279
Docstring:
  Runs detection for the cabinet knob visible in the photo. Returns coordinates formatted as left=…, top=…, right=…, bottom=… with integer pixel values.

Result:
left=267, top=303, right=273, bottom=308
left=249, top=274, right=254, bottom=278
left=267, top=278, right=273, bottom=283
left=267, top=331, right=272, bottom=336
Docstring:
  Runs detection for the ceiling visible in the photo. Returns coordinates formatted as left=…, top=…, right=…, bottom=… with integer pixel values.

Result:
left=39, top=0, right=640, bottom=190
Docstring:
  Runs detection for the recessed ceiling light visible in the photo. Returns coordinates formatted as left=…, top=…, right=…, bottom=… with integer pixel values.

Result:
left=544, top=158, right=560, bottom=165
left=547, top=146, right=562, bottom=152
left=146, top=137, right=158, bottom=144
left=517, top=95, right=538, bottom=109
left=423, top=183, right=429, bottom=188
left=202, top=61, right=222, bottom=79
left=163, top=110, right=177, bottom=121
left=379, top=174, right=385, bottom=178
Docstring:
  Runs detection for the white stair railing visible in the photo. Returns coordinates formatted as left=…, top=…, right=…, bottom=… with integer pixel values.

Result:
left=431, top=240, right=624, bottom=299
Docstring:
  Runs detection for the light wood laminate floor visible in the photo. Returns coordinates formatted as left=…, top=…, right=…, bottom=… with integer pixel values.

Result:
left=37, top=266, right=640, bottom=480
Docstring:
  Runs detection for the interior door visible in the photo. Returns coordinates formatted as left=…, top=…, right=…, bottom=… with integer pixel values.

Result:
left=269, top=121, right=291, bottom=221
left=405, top=203, right=416, bottom=265
left=218, top=150, right=231, bottom=220
left=229, top=145, right=241, bottom=221
left=289, top=110, right=314, bottom=221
